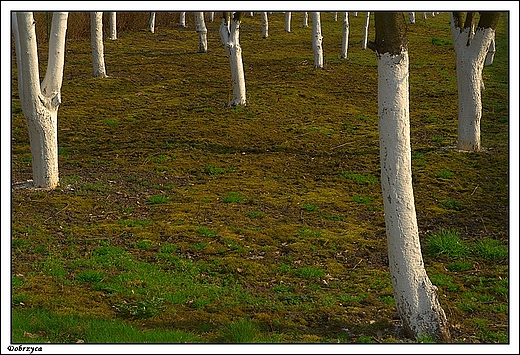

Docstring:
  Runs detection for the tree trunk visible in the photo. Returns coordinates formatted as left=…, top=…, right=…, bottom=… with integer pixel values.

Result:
left=485, top=36, right=496, bottom=66
left=261, top=12, right=268, bottom=39
left=409, top=12, right=416, bottom=24
left=12, top=12, right=68, bottom=189
left=194, top=12, right=207, bottom=53
left=371, top=12, right=451, bottom=342
left=302, top=12, right=308, bottom=27
left=451, top=12, right=500, bottom=151
left=148, top=12, right=156, bottom=33
left=209, top=12, right=214, bottom=22
left=341, top=12, right=349, bottom=59
left=90, top=12, right=107, bottom=78
left=285, top=12, right=291, bottom=32
left=312, top=12, right=323, bottom=68
left=219, top=12, right=247, bottom=106
left=108, top=12, right=117, bottom=40
left=362, top=12, right=370, bottom=50
left=179, top=12, right=186, bottom=27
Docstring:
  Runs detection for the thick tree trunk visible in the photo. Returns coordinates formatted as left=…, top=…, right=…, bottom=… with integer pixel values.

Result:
left=341, top=12, right=349, bottom=59
left=312, top=12, right=323, bottom=68
left=371, top=12, right=451, bottom=342
left=261, top=12, right=268, bottom=39
left=285, top=12, right=291, bottom=32
left=13, top=12, right=68, bottom=189
left=90, top=12, right=107, bottom=78
left=362, top=12, right=370, bottom=50
left=148, top=12, right=156, bottom=33
left=194, top=12, right=208, bottom=53
left=302, top=12, right=308, bottom=27
left=220, top=12, right=247, bottom=106
left=451, top=12, right=500, bottom=151
left=108, top=12, right=117, bottom=40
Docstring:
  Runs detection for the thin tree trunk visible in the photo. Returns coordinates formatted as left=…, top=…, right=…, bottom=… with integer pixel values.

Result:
left=485, top=36, right=496, bottom=66
left=370, top=12, right=451, bottom=342
left=261, top=12, right=268, bottom=39
left=302, top=12, right=308, bottom=27
left=285, top=12, right=291, bottom=32
left=312, top=12, right=323, bottom=68
left=148, top=12, right=156, bottom=33
left=108, top=12, right=117, bottom=40
left=179, top=12, right=186, bottom=27
left=220, top=12, right=247, bottom=106
left=90, top=12, right=107, bottom=78
left=409, top=12, right=416, bottom=24
left=194, top=12, right=207, bottom=53
left=13, top=12, right=68, bottom=189
left=209, top=12, right=214, bottom=22
left=362, top=12, right=370, bottom=50
left=341, top=12, right=349, bottom=59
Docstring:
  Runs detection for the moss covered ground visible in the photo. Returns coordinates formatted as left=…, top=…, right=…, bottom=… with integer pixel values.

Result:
left=10, top=12, right=510, bottom=344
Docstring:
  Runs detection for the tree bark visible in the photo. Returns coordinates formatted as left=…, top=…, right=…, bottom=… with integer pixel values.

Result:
left=194, top=12, right=208, bottom=53
left=108, top=12, right=117, bottom=40
left=371, top=12, right=451, bottom=342
left=451, top=12, right=501, bottom=151
left=13, top=12, right=68, bottom=189
left=219, top=12, right=247, bottom=106
left=90, top=12, right=107, bottom=78
left=312, top=12, right=323, bottom=68
left=261, top=12, right=268, bottom=39
left=341, top=12, right=349, bottom=59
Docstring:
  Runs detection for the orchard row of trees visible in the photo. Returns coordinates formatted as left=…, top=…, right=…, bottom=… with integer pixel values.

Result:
left=11, top=11, right=502, bottom=342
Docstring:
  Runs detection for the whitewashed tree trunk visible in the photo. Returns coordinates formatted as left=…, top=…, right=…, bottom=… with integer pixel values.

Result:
left=353, top=12, right=358, bottom=17
left=371, top=12, right=450, bottom=342
left=250, top=12, right=254, bottom=17
left=148, top=12, right=156, bottom=33
left=285, top=12, right=291, bottom=32
left=179, top=12, right=186, bottom=27
left=108, top=12, right=117, bottom=40
left=451, top=12, right=500, bottom=151
left=362, top=12, right=370, bottom=50
left=485, top=35, right=495, bottom=66
left=409, top=12, right=416, bottom=24
left=194, top=12, right=207, bottom=53
left=302, top=12, right=308, bottom=27
left=422, top=12, right=428, bottom=20
left=90, top=12, right=107, bottom=78
left=12, top=12, right=68, bottom=189
left=312, top=12, right=323, bottom=68
left=219, top=12, right=247, bottom=106
left=209, top=12, right=214, bottom=22
left=334, top=12, right=338, bottom=21
left=341, top=12, right=349, bottom=59
left=261, top=12, right=268, bottom=39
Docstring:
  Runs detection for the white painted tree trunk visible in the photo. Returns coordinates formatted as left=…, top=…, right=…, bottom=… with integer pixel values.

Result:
left=261, top=12, right=268, bottom=39
left=353, top=12, right=358, bottom=17
left=108, top=12, right=117, bottom=40
left=422, top=12, right=427, bottom=20
left=377, top=50, right=450, bottom=343
left=209, top=12, right=214, bottom=22
left=12, top=12, right=68, bottom=189
left=372, top=12, right=450, bottom=341
left=362, top=12, right=370, bottom=50
left=194, top=12, right=208, bottom=53
left=219, top=13, right=247, bottom=106
left=485, top=35, right=495, bottom=66
left=409, top=12, right=416, bottom=24
left=334, top=12, right=338, bottom=21
left=312, top=12, right=323, bottom=68
left=179, top=12, right=186, bottom=27
left=90, top=12, right=107, bottom=78
left=285, top=12, right=291, bottom=32
left=148, top=12, right=156, bottom=33
left=341, top=12, right=349, bottom=59
left=302, top=12, right=308, bottom=27
left=451, top=13, right=497, bottom=151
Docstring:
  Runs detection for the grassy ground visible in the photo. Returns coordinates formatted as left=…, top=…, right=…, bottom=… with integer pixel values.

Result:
left=10, top=12, right=509, bottom=344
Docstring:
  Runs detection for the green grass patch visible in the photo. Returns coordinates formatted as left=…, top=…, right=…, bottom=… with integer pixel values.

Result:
left=426, top=228, right=470, bottom=258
